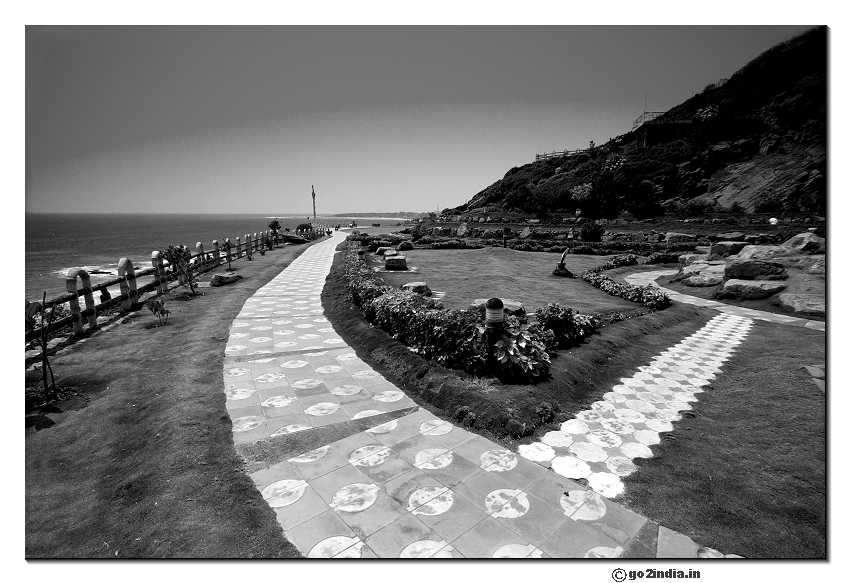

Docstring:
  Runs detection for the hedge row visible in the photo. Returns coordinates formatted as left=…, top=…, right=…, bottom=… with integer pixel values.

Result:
left=581, top=254, right=671, bottom=310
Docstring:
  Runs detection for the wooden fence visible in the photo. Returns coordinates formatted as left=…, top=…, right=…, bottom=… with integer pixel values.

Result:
left=534, top=148, right=593, bottom=163
left=25, top=225, right=331, bottom=344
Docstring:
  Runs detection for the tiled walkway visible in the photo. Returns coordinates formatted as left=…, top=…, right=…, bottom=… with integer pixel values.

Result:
left=518, top=313, right=753, bottom=499
left=626, top=270, right=825, bottom=332
left=220, top=235, right=737, bottom=558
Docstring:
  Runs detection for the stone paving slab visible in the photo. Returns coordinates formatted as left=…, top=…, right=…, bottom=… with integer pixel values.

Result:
left=221, top=232, right=735, bottom=559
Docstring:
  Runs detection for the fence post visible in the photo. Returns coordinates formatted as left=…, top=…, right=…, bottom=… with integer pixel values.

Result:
left=245, top=234, right=252, bottom=260
left=117, top=258, right=139, bottom=310
left=212, top=240, right=220, bottom=267
left=196, top=242, right=205, bottom=273
left=235, top=237, right=242, bottom=259
left=224, top=238, right=233, bottom=266
left=66, top=268, right=97, bottom=334
left=253, top=233, right=258, bottom=252
left=151, top=251, right=166, bottom=295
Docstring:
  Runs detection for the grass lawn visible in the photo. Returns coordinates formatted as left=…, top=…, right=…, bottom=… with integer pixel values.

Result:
left=621, top=320, right=826, bottom=558
left=25, top=240, right=323, bottom=558
left=375, top=246, right=639, bottom=315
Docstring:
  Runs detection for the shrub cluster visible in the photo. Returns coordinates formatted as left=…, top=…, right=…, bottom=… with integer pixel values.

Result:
left=581, top=271, right=671, bottom=310
left=343, top=241, right=549, bottom=381
left=533, top=303, right=600, bottom=348
left=580, top=254, right=671, bottom=310
left=430, top=239, right=484, bottom=250
left=645, top=252, right=683, bottom=264
left=397, top=241, right=414, bottom=251
left=595, top=254, right=639, bottom=271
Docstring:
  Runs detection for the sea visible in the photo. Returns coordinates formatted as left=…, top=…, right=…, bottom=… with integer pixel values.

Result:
left=24, top=213, right=400, bottom=302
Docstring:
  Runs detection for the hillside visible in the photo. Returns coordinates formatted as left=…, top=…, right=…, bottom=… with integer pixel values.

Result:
left=445, top=27, right=826, bottom=220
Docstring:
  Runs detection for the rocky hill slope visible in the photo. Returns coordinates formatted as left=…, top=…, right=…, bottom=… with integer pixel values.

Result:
left=445, top=26, right=826, bottom=220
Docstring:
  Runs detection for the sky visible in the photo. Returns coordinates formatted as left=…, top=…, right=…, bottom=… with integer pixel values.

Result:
left=25, top=24, right=818, bottom=215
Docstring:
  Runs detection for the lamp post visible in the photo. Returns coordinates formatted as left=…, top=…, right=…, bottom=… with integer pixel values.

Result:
left=485, top=297, right=504, bottom=369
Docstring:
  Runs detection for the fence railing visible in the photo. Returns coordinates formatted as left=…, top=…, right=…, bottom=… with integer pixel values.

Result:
left=534, top=148, right=592, bottom=163
left=25, top=225, right=331, bottom=345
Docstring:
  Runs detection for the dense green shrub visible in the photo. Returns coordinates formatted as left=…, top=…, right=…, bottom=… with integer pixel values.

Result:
left=580, top=222, right=606, bottom=242
left=533, top=303, right=600, bottom=348
left=646, top=252, right=683, bottom=264
left=397, top=241, right=414, bottom=251
left=581, top=271, right=671, bottom=310
left=595, top=254, right=639, bottom=271
left=343, top=243, right=549, bottom=381
left=430, top=239, right=484, bottom=250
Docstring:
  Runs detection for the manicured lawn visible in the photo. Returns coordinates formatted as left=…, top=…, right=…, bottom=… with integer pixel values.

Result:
left=375, top=246, right=638, bottom=315
left=25, top=241, right=321, bottom=558
left=621, top=320, right=826, bottom=558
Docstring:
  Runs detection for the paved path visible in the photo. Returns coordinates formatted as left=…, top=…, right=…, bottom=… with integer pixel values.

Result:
left=219, top=234, right=735, bottom=558
left=626, top=270, right=825, bottom=332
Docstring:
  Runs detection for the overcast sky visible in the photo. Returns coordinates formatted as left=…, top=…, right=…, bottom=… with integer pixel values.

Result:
left=26, top=25, right=816, bottom=215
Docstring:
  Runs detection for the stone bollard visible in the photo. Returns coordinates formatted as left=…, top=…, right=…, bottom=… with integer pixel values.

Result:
left=117, top=258, right=139, bottom=310
left=235, top=237, right=242, bottom=259
left=66, top=268, right=97, bottom=334
left=212, top=240, right=221, bottom=267
left=151, top=251, right=167, bottom=295
left=245, top=234, right=252, bottom=260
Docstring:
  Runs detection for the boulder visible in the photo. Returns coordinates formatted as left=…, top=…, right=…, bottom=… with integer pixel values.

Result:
left=376, top=246, right=394, bottom=256
left=469, top=298, right=526, bottom=318
left=666, top=232, right=696, bottom=243
left=683, top=274, right=724, bottom=287
left=383, top=249, right=399, bottom=257
left=210, top=273, right=243, bottom=287
left=519, top=227, right=533, bottom=239
left=781, top=232, right=825, bottom=254
left=716, top=279, right=786, bottom=300
left=708, top=241, right=748, bottom=260
left=777, top=294, right=825, bottom=317
left=401, top=281, right=432, bottom=296
left=724, top=258, right=787, bottom=280
left=384, top=255, right=408, bottom=271
left=716, top=231, right=746, bottom=241
left=457, top=223, right=468, bottom=237
left=552, top=263, right=575, bottom=278
left=737, top=245, right=792, bottom=261
left=806, top=256, right=825, bottom=275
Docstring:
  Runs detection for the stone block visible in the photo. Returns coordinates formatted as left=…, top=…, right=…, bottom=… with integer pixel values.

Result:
left=401, top=282, right=432, bottom=296
left=716, top=279, right=786, bottom=300
left=385, top=256, right=408, bottom=271
left=724, top=258, right=787, bottom=280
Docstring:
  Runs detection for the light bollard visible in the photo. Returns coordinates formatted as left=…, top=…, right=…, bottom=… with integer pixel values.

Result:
left=485, top=297, right=504, bottom=369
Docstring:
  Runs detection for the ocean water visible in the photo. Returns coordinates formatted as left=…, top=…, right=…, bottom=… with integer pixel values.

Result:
left=24, top=213, right=346, bottom=302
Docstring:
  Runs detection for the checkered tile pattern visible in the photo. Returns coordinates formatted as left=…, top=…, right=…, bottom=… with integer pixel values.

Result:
left=521, top=313, right=753, bottom=498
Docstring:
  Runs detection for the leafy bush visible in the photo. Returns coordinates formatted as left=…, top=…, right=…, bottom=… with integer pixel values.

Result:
left=594, top=254, right=639, bottom=271
left=431, top=239, right=483, bottom=250
left=533, top=303, right=601, bottom=348
left=343, top=243, right=549, bottom=381
left=397, top=241, right=414, bottom=251
left=580, top=222, right=606, bottom=242
left=646, top=252, right=682, bottom=264
left=581, top=271, right=671, bottom=310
